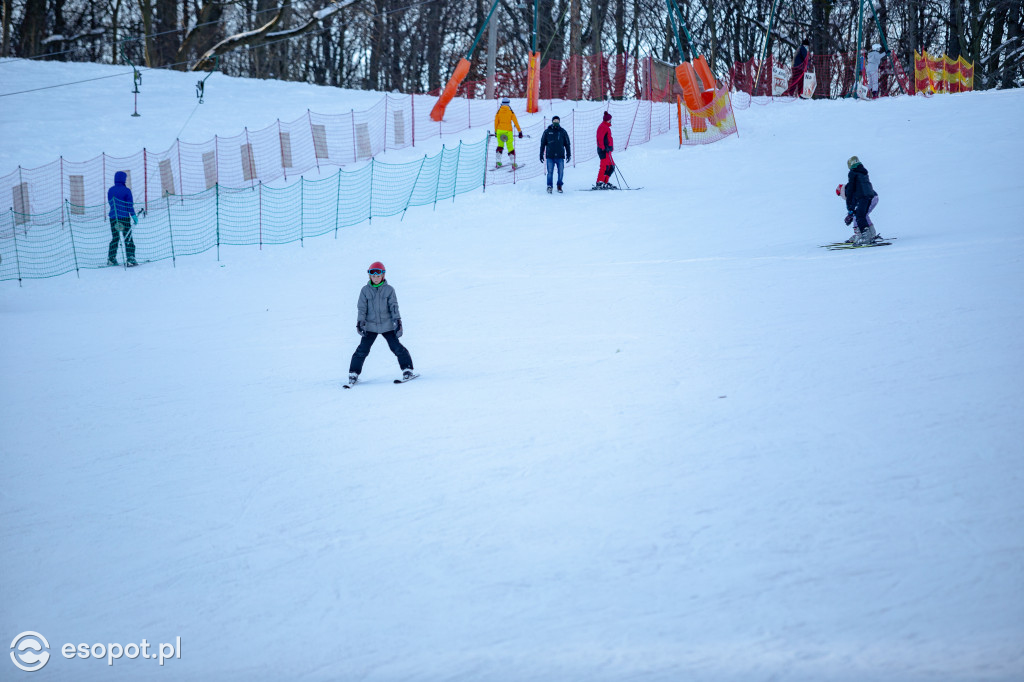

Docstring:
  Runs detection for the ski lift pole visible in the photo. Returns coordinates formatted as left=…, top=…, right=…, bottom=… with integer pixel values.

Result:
left=533, top=0, right=539, bottom=53
left=431, top=0, right=502, bottom=121
left=663, top=0, right=688, bottom=61
left=753, top=0, right=782, bottom=96
left=668, top=0, right=697, bottom=61
left=195, top=55, right=219, bottom=103
left=120, top=41, right=143, bottom=117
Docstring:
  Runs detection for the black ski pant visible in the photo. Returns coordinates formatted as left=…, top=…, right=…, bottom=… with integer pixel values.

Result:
left=349, top=331, right=413, bottom=374
left=108, top=218, right=136, bottom=263
left=853, top=194, right=878, bottom=229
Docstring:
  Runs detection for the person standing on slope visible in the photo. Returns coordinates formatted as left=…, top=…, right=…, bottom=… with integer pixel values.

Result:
left=866, top=43, right=886, bottom=99
left=539, top=115, right=571, bottom=194
left=494, top=98, right=524, bottom=169
left=347, top=262, right=415, bottom=386
left=783, top=38, right=811, bottom=97
left=837, top=156, right=880, bottom=245
left=595, top=111, right=616, bottom=189
left=107, top=170, right=139, bottom=266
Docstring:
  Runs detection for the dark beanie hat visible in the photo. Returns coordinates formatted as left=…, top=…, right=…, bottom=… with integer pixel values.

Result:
left=603, top=111, right=612, bottom=121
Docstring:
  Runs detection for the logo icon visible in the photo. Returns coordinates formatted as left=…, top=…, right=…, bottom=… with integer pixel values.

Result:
left=10, top=632, right=50, bottom=672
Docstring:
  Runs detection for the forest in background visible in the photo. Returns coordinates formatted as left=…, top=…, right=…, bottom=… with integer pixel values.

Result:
left=2, top=0, right=1021, bottom=93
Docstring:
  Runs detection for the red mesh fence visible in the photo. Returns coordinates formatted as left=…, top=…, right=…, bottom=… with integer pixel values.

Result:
left=728, top=51, right=913, bottom=101
left=432, top=54, right=687, bottom=102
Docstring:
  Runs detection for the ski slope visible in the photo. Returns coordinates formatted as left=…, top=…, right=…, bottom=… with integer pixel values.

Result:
left=2, top=60, right=1023, bottom=681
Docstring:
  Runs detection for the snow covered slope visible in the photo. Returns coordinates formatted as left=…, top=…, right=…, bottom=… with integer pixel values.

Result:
left=2, top=60, right=1023, bottom=681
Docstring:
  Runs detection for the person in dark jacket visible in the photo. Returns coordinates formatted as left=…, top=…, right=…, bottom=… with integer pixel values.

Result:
left=837, top=156, right=879, bottom=244
left=347, top=262, right=415, bottom=386
left=595, top=111, right=616, bottom=189
left=539, top=115, right=572, bottom=193
left=783, top=39, right=811, bottom=97
left=107, top=170, right=138, bottom=266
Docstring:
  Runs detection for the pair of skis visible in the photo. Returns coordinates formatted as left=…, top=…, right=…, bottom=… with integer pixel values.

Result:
left=344, top=373, right=420, bottom=389
left=820, top=236, right=896, bottom=251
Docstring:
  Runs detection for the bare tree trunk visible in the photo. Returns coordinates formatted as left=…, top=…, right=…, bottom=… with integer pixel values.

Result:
left=18, top=0, right=46, bottom=57
left=425, top=0, right=443, bottom=90
left=569, top=0, right=581, bottom=97
left=2, top=0, right=13, bottom=58
left=613, top=0, right=625, bottom=53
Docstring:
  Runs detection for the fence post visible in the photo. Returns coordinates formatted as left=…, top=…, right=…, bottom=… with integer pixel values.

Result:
left=452, top=141, right=462, bottom=199
left=334, top=169, right=341, bottom=238
left=59, top=157, right=66, bottom=231
left=483, top=133, right=491, bottom=193
left=258, top=181, right=263, bottom=249
left=411, top=94, right=416, bottom=148
left=64, top=199, right=80, bottom=277
left=626, top=100, right=640, bottom=149
left=177, top=139, right=183, bottom=195
left=351, top=109, right=357, bottom=163
left=433, top=147, right=443, bottom=209
left=384, top=95, right=389, bottom=152
left=144, top=148, right=149, bottom=211
left=368, top=158, right=374, bottom=225
left=165, top=192, right=177, bottom=267
left=9, top=208, right=23, bottom=285
left=572, top=110, right=576, bottom=168
left=216, top=183, right=220, bottom=262
left=308, top=110, right=320, bottom=172
left=299, top=176, right=304, bottom=246
left=279, top=119, right=287, bottom=182
left=402, top=155, right=427, bottom=221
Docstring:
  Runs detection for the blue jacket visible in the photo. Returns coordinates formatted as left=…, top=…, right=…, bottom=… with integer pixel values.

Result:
left=107, top=171, right=136, bottom=220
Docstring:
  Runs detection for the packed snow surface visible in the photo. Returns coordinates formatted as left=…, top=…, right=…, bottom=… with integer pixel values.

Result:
left=2, top=60, right=1023, bottom=681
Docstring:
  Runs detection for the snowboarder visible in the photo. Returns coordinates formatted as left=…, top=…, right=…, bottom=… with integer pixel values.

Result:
left=595, top=111, right=616, bottom=189
left=107, top=170, right=138, bottom=266
left=866, top=43, right=886, bottom=99
left=836, top=156, right=879, bottom=245
left=347, top=262, right=415, bottom=386
left=494, top=98, right=523, bottom=169
left=783, top=39, right=811, bottom=97
left=539, top=115, right=571, bottom=193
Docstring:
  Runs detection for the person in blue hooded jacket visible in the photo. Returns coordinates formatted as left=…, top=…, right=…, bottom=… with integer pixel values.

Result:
left=107, top=171, right=138, bottom=266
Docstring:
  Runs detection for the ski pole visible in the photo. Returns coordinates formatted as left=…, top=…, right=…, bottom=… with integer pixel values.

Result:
left=614, top=164, right=631, bottom=189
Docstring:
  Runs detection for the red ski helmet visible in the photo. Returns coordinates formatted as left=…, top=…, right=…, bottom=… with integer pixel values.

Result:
left=368, top=261, right=385, bottom=273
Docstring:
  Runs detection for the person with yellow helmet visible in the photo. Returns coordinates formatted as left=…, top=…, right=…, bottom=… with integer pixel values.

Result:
left=494, top=98, right=523, bottom=169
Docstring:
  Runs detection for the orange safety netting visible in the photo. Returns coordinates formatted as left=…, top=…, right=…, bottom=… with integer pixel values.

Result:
left=914, top=51, right=975, bottom=94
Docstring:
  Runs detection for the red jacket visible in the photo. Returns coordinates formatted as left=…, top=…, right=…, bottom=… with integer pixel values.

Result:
left=596, top=121, right=613, bottom=156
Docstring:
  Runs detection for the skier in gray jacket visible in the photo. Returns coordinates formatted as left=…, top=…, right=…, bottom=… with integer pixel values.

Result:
left=347, top=261, right=415, bottom=385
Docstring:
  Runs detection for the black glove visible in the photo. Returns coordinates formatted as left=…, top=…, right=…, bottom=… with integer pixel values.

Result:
left=566, top=155, right=570, bottom=163
left=844, top=212, right=854, bottom=226
left=395, top=319, right=403, bottom=338
left=597, top=149, right=606, bottom=160
left=607, top=145, right=613, bottom=152
left=357, top=321, right=365, bottom=336
left=518, top=131, right=523, bottom=139
left=540, top=155, right=545, bottom=162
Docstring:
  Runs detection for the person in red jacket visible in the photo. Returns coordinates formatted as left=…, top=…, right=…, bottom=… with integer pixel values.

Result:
left=595, top=112, right=617, bottom=189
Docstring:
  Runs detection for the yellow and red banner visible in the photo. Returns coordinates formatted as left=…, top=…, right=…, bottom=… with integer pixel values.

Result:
left=914, top=51, right=974, bottom=94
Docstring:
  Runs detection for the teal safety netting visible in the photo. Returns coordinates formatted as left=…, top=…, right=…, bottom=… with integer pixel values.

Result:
left=0, top=140, right=486, bottom=283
